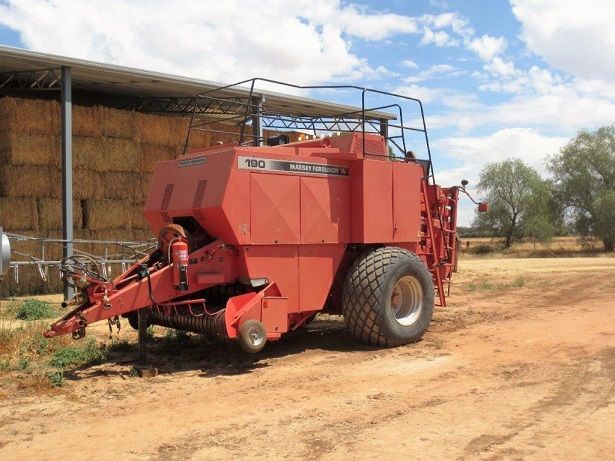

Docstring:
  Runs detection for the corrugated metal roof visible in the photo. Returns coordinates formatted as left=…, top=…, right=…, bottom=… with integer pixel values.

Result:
left=0, top=45, right=396, bottom=120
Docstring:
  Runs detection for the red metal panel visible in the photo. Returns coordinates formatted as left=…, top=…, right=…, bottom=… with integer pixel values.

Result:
left=240, top=245, right=300, bottom=313
left=300, top=176, right=350, bottom=243
left=262, top=297, right=289, bottom=336
left=250, top=173, right=300, bottom=244
left=298, top=244, right=345, bottom=312
left=221, top=169, right=251, bottom=244
left=393, top=162, right=422, bottom=242
left=350, top=159, right=393, bottom=243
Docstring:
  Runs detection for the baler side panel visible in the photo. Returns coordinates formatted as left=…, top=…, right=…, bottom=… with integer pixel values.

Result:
left=393, top=162, right=422, bottom=242
left=239, top=245, right=300, bottom=313
left=300, top=176, right=350, bottom=243
left=250, top=173, right=301, bottom=244
left=298, top=244, right=346, bottom=312
left=350, top=159, right=393, bottom=243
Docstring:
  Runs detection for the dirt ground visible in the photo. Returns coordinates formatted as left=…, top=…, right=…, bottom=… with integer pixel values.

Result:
left=1, top=257, right=614, bottom=460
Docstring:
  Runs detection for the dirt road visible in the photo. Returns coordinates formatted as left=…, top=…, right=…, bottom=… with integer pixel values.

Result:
left=1, top=257, right=614, bottom=460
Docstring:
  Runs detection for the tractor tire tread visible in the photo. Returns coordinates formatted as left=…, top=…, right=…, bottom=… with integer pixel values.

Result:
left=342, top=247, right=428, bottom=347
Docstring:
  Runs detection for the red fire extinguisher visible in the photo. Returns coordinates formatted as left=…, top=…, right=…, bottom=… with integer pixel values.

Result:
left=171, top=241, right=189, bottom=291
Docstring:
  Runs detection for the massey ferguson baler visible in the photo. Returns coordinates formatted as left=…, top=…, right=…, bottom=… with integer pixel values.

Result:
left=42, top=81, right=480, bottom=353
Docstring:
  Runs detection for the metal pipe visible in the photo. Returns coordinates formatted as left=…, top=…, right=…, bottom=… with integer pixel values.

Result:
left=61, top=66, right=73, bottom=300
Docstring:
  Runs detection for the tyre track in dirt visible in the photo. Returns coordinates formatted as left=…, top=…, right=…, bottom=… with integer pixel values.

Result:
left=0, top=258, right=613, bottom=460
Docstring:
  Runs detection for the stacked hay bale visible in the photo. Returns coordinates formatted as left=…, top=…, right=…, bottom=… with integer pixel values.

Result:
left=0, top=97, right=234, bottom=294
left=0, top=96, right=306, bottom=295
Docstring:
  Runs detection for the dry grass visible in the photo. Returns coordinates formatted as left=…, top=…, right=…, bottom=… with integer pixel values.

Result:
left=459, top=236, right=606, bottom=258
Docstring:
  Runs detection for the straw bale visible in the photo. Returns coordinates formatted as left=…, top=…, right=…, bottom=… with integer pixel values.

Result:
left=0, top=132, right=60, bottom=167
left=73, top=137, right=141, bottom=172
left=47, top=169, right=103, bottom=200
left=135, top=112, right=187, bottom=147
left=104, top=138, right=141, bottom=172
left=73, top=105, right=102, bottom=137
left=140, top=174, right=153, bottom=199
left=84, top=199, right=143, bottom=231
left=141, top=144, right=176, bottom=172
left=0, top=165, right=52, bottom=198
left=73, top=136, right=103, bottom=170
left=130, top=209, right=150, bottom=230
left=100, top=107, right=136, bottom=139
left=37, top=198, right=83, bottom=230
left=0, top=97, right=60, bottom=135
left=0, top=197, right=39, bottom=230
left=101, top=172, right=144, bottom=203
left=73, top=169, right=104, bottom=200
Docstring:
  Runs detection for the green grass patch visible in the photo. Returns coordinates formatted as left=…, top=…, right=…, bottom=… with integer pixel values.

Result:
left=15, top=299, right=56, bottom=321
left=49, top=339, right=105, bottom=368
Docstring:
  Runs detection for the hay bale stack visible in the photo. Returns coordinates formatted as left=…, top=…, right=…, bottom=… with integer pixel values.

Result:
left=37, top=198, right=83, bottom=230
left=0, top=96, right=257, bottom=295
left=0, top=97, right=60, bottom=135
left=141, top=144, right=176, bottom=172
left=101, top=172, right=144, bottom=202
left=135, top=112, right=186, bottom=147
left=73, top=105, right=102, bottom=137
left=73, top=136, right=141, bottom=172
left=101, top=107, right=136, bottom=139
left=0, top=197, right=39, bottom=229
left=84, top=199, right=144, bottom=231
left=0, top=132, right=61, bottom=167
left=0, top=165, right=53, bottom=198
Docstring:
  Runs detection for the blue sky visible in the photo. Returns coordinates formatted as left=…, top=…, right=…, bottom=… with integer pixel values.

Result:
left=1, top=0, right=614, bottom=225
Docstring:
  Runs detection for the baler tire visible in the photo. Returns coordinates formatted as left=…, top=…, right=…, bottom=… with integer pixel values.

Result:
left=237, top=319, right=267, bottom=353
left=126, top=313, right=150, bottom=331
left=342, top=247, right=434, bottom=347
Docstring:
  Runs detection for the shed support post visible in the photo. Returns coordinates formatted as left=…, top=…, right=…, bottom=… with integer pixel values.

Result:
left=61, top=66, right=74, bottom=301
left=251, top=95, right=264, bottom=146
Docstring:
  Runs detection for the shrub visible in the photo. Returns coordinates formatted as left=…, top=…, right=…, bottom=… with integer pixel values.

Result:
left=15, top=299, right=56, bottom=321
left=470, top=244, right=495, bottom=255
left=49, top=339, right=104, bottom=368
left=47, top=370, right=64, bottom=387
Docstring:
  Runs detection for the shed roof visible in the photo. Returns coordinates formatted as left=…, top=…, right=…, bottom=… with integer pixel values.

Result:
left=0, top=45, right=396, bottom=120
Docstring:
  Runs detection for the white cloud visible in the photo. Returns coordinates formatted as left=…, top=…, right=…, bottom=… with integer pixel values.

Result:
left=435, top=128, right=569, bottom=224
left=511, top=0, right=615, bottom=83
left=395, top=84, right=480, bottom=110
left=0, top=0, right=418, bottom=86
left=430, top=87, right=615, bottom=133
left=436, top=128, right=568, bottom=173
left=420, top=28, right=459, bottom=47
left=404, top=63, right=459, bottom=83
left=468, top=34, right=507, bottom=61
left=401, top=59, right=418, bottom=69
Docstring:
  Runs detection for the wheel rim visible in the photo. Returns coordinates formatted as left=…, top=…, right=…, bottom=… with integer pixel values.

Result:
left=246, top=325, right=265, bottom=348
left=389, top=275, right=423, bottom=326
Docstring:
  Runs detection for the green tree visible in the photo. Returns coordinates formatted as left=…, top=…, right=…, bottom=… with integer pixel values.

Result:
left=474, top=159, right=555, bottom=248
left=549, top=125, right=615, bottom=251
